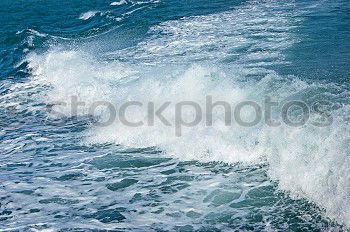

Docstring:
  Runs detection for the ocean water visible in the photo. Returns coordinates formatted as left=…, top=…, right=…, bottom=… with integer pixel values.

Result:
left=0, top=0, right=350, bottom=231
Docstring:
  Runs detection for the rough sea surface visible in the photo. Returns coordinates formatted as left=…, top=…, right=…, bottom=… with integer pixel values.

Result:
left=0, top=0, right=349, bottom=231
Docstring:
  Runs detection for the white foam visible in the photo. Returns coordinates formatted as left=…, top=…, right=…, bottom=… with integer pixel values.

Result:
left=109, top=1, right=301, bottom=66
left=79, top=11, right=99, bottom=20
left=110, top=0, right=127, bottom=6
left=28, top=51, right=350, bottom=228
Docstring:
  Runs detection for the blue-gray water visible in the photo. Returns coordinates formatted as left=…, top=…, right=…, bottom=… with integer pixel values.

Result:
left=0, top=0, right=349, bottom=231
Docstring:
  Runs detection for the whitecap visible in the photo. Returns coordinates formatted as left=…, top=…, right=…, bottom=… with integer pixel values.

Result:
left=110, top=0, right=127, bottom=6
left=79, top=11, right=99, bottom=20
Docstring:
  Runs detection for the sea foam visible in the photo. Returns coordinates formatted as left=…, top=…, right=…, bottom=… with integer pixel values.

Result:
left=26, top=49, right=350, bottom=226
left=79, top=11, right=100, bottom=20
left=110, top=0, right=127, bottom=6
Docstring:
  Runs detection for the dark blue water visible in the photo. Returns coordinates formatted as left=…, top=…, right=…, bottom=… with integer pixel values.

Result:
left=0, top=0, right=349, bottom=231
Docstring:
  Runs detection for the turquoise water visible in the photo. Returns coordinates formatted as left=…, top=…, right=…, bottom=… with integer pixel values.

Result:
left=0, top=0, right=349, bottom=231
